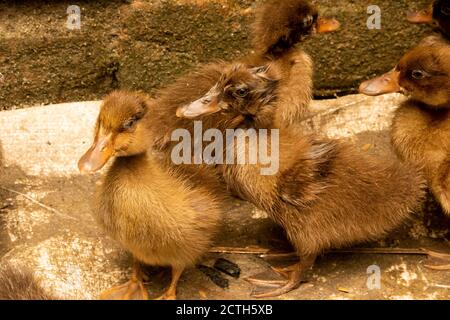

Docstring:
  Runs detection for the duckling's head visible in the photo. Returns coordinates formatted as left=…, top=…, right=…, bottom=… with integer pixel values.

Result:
left=78, top=91, right=153, bottom=173
left=253, top=0, right=340, bottom=56
left=359, top=36, right=450, bottom=108
left=407, top=0, right=450, bottom=37
left=176, top=63, right=280, bottom=120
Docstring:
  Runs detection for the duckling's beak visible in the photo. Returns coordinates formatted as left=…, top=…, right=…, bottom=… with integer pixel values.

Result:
left=78, top=133, right=114, bottom=174
left=177, top=91, right=223, bottom=119
left=316, top=16, right=340, bottom=33
left=407, top=6, right=433, bottom=24
left=359, top=69, right=401, bottom=96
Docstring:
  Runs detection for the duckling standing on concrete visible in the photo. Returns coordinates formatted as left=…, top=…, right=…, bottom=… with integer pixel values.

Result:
left=178, top=63, right=426, bottom=298
left=359, top=36, right=450, bottom=270
left=78, top=91, right=222, bottom=300
left=359, top=36, right=450, bottom=215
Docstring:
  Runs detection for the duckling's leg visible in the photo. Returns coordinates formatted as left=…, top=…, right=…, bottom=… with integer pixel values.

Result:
left=156, top=267, right=184, bottom=300
left=246, top=254, right=316, bottom=298
left=424, top=250, right=450, bottom=270
left=100, top=260, right=149, bottom=300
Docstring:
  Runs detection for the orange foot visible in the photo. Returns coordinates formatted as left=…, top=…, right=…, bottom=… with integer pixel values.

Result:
left=246, top=254, right=316, bottom=298
left=100, top=279, right=149, bottom=300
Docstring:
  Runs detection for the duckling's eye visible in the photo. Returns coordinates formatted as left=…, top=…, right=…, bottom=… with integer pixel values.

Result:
left=122, top=118, right=137, bottom=130
left=234, top=87, right=249, bottom=98
left=122, top=112, right=144, bottom=131
left=302, top=14, right=315, bottom=28
left=411, top=70, right=426, bottom=80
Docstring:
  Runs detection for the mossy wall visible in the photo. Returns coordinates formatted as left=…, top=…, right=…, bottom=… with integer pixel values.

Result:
left=0, top=0, right=432, bottom=110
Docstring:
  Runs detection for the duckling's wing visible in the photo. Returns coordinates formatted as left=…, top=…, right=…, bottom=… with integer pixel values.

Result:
left=278, top=141, right=338, bottom=208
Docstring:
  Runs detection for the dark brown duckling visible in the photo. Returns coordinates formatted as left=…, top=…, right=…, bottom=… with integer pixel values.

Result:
left=359, top=36, right=450, bottom=270
left=251, top=0, right=340, bottom=60
left=407, top=0, right=450, bottom=38
left=359, top=36, right=450, bottom=214
left=147, top=0, right=338, bottom=147
left=0, top=263, right=55, bottom=300
left=177, top=63, right=426, bottom=298
left=78, top=91, right=222, bottom=300
left=247, top=0, right=339, bottom=123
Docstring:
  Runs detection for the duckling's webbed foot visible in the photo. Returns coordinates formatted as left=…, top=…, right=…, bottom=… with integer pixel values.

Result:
left=100, top=260, right=149, bottom=300
left=246, top=254, right=316, bottom=298
left=100, top=279, right=149, bottom=300
left=155, top=267, right=184, bottom=300
left=424, top=249, right=450, bottom=271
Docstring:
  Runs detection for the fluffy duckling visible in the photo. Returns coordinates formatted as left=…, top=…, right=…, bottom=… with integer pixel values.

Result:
left=407, top=0, right=450, bottom=38
left=0, top=263, right=55, bottom=300
left=78, top=91, right=222, bottom=300
left=251, top=0, right=340, bottom=60
left=359, top=36, right=450, bottom=270
left=177, top=64, right=426, bottom=298
left=247, top=0, right=339, bottom=124
left=359, top=36, right=450, bottom=214
left=147, top=0, right=338, bottom=146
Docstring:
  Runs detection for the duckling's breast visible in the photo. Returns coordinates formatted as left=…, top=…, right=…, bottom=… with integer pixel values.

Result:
left=94, top=156, right=220, bottom=267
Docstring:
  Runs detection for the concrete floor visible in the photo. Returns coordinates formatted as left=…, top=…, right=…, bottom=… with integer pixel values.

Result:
left=0, top=95, right=449, bottom=300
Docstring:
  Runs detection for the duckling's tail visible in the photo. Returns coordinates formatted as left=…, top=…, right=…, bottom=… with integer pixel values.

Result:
left=0, top=263, right=56, bottom=300
left=251, top=0, right=325, bottom=58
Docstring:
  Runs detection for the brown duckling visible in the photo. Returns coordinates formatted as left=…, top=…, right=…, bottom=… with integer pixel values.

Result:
left=78, top=91, right=222, bottom=300
left=0, top=263, right=55, bottom=300
left=177, top=63, right=426, bottom=298
left=359, top=36, right=450, bottom=270
left=251, top=0, right=340, bottom=60
left=359, top=36, right=450, bottom=215
left=407, top=0, right=450, bottom=38
left=148, top=0, right=339, bottom=146
left=246, top=0, right=339, bottom=124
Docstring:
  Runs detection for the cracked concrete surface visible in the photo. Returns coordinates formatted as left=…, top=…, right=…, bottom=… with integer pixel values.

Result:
left=0, top=94, right=449, bottom=300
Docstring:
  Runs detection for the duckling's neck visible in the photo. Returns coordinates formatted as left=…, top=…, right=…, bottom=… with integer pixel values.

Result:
left=413, top=99, right=450, bottom=111
left=111, top=152, right=150, bottom=173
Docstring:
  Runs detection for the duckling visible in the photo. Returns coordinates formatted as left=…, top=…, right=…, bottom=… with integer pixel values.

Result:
left=359, top=35, right=450, bottom=214
left=246, top=0, right=339, bottom=124
left=177, top=63, right=426, bottom=298
left=147, top=0, right=339, bottom=146
left=251, top=0, right=340, bottom=60
left=78, top=91, right=222, bottom=300
left=0, top=263, right=55, bottom=300
left=407, top=0, right=450, bottom=38
left=359, top=36, right=450, bottom=270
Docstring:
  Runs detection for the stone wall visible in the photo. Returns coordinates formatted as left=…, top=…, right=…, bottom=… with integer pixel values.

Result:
left=0, top=0, right=432, bottom=110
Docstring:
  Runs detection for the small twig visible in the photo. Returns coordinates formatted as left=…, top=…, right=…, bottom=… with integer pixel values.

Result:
left=0, top=186, right=77, bottom=221
left=211, top=246, right=428, bottom=258
left=432, top=284, right=450, bottom=289
left=330, top=248, right=427, bottom=255
left=210, top=246, right=271, bottom=255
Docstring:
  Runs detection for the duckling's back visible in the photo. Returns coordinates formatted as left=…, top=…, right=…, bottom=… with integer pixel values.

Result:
left=95, top=154, right=221, bottom=268
left=271, top=135, right=426, bottom=255
left=222, top=130, right=426, bottom=255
